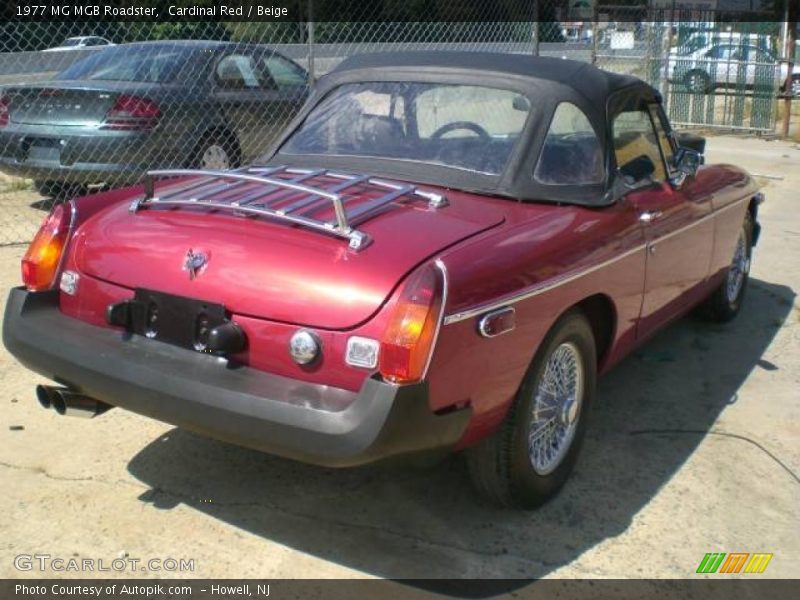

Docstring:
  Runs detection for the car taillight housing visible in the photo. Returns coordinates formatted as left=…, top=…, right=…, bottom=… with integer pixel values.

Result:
left=21, top=202, right=73, bottom=292
left=102, top=94, right=160, bottom=130
left=379, top=262, right=446, bottom=384
left=0, top=93, right=10, bottom=128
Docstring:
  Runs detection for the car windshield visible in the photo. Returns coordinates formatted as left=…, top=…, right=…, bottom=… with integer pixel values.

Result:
left=57, top=45, right=196, bottom=83
left=280, top=82, right=531, bottom=175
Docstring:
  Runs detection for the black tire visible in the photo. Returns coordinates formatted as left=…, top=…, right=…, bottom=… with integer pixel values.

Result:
left=699, top=212, right=753, bottom=323
left=192, top=130, right=240, bottom=170
left=33, top=180, right=85, bottom=201
left=33, top=180, right=61, bottom=197
left=685, top=70, right=712, bottom=94
left=466, top=310, right=597, bottom=509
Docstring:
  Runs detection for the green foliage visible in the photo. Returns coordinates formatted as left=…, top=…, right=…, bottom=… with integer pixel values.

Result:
left=141, top=21, right=232, bottom=42
left=228, top=23, right=307, bottom=44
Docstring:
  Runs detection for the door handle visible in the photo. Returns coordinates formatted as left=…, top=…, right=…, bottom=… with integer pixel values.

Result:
left=639, top=210, right=663, bottom=223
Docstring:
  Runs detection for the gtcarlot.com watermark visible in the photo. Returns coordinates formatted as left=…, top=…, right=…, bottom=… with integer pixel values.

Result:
left=14, top=553, right=195, bottom=573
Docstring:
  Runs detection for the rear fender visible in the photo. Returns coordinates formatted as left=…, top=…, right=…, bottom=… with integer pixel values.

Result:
left=70, top=185, right=143, bottom=229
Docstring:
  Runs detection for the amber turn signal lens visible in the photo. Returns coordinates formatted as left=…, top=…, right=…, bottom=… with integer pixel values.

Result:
left=379, top=264, right=444, bottom=384
left=21, top=203, right=72, bottom=292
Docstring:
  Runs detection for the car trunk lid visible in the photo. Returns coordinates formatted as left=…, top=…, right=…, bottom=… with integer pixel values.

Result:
left=4, top=81, right=164, bottom=127
left=73, top=170, right=505, bottom=329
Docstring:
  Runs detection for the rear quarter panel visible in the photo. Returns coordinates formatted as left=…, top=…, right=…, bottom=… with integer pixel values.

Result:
left=426, top=199, right=646, bottom=447
left=428, top=166, right=759, bottom=449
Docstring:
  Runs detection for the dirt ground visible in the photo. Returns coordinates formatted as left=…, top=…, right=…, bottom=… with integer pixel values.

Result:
left=0, top=136, right=798, bottom=583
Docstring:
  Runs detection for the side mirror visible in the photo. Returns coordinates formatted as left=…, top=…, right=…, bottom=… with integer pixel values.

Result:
left=674, top=147, right=701, bottom=175
left=675, top=131, right=706, bottom=155
left=669, top=147, right=701, bottom=188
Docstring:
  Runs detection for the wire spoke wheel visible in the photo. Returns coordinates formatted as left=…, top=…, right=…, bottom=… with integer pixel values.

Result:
left=466, top=311, right=596, bottom=508
left=699, top=213, right=753, bottom=323
left=528, top=342, right=584, bottom=475
left=200, top=144, right=231, bottom=170
left=726, top=230, right=749, bottom=304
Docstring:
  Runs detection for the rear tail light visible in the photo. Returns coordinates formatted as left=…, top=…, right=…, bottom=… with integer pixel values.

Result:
left=0, top=93, right=9, bottom=128
left=21, top=203, right=73, bottom=291
left=379, top=262, right=446, bottom=384
left=102, top=94, right=160, bottom=130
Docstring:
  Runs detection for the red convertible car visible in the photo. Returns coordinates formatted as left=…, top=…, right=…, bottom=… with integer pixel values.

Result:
left=3, top=53, right=762, bottom=508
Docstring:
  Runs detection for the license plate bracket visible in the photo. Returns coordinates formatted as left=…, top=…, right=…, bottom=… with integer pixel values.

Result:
left=108, top=289, right=228, bottom=352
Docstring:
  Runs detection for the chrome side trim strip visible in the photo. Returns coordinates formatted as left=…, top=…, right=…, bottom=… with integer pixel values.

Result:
left=442, top=195, right=752, bottom=326
left=443, top=243, right=647, bottom=325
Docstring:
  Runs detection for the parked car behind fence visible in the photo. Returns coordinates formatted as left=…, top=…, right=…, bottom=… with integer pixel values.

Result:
left=665, top=40, right=799, bottom=96
left=0, top=40, right=309, bottom=196
left=43, top=36, right=115, bottom=52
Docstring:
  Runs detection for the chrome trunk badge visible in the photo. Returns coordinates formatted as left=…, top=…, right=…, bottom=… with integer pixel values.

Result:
left=183, top=249, right=208, bottom=280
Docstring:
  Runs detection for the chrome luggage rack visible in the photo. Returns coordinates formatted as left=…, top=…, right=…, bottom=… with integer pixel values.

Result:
left=130, top=166, right=448, bottom=251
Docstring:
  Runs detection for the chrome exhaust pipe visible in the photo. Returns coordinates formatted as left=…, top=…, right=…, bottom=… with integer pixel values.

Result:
left=36, top=385, right=111, bottom=418
left=35, top=384, right=54, bottom=410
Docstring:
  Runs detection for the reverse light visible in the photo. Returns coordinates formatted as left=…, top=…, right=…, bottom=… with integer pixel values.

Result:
left=346, top=336, right=380, bottom=369
left=0, top=93, right=9, bottom=128
left=102, top=94, right=161, bottom=130
left=21, top=203, right=73, bottom=292
left=59, top=270, right=80, bottom=295
left=379, top=262, right=446, bottom=384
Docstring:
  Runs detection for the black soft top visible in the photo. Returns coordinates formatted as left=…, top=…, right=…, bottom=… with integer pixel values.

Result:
left=336, top=51, right=646, bottom=105
left=267, top=52, right=665, bottom=207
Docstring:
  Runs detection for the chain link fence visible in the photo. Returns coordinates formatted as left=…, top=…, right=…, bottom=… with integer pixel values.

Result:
left=591, top=8, right=784, bottom=134
left=0, top=2, right=794, bottom=246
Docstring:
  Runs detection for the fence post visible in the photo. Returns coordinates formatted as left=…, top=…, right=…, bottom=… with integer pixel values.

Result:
left=644, top=6, right=657, bottom=87
left=782, top=4, right=797, bottom=138
left=307, top=0, right=316, bottom=83
left=532, top=1, right=540, bottom=57
left=663, top=6, right=675, bottom=115
left=591, top=4, right=598, bottom=66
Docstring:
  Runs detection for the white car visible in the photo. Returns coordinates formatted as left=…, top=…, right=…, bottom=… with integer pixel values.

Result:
left=673, top=31, right=774, bottom=56
left=665, top=42, right=800, bottom=96
left=43, top=36, right=115, bottom=52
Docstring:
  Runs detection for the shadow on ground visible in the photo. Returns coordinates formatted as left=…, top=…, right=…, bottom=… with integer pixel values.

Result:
left=127, top=279, right=794, bottom=590
left=29, top=198, right=56, bottom=211
left=28, top=182, right=107, bottom=212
